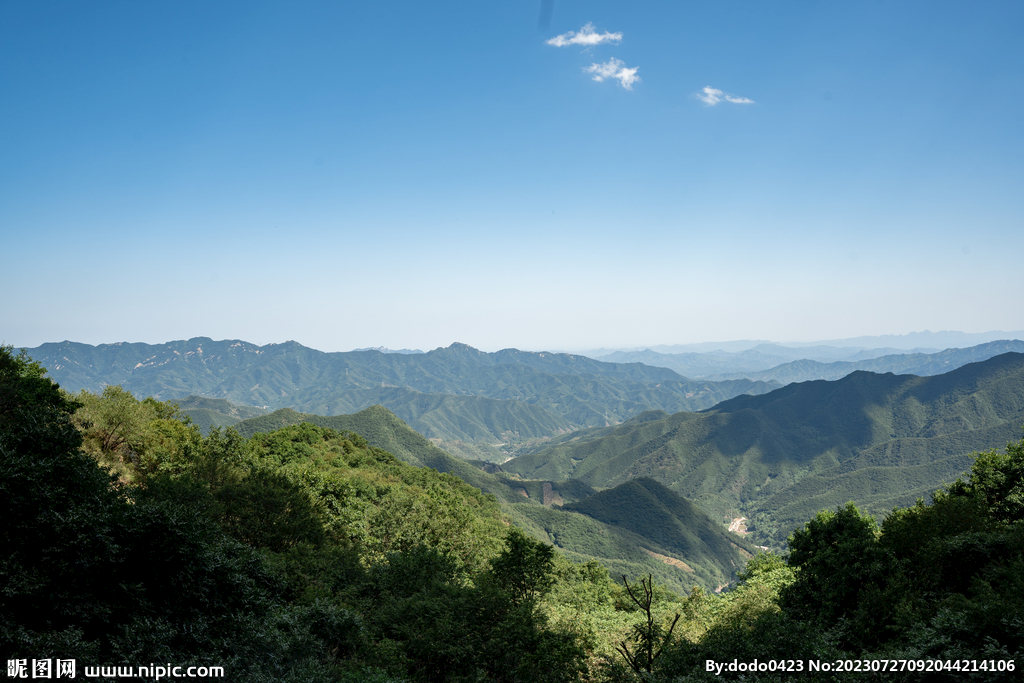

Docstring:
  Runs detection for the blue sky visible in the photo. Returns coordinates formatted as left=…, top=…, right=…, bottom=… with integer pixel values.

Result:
left=2, top=1, right=1023, bottom=352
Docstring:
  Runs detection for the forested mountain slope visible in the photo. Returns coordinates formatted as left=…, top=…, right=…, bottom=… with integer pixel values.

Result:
left=231, top=405, right=750, bottom=592
left=234, top=405, right=533, bottom=506
left=25, top=338, right=779, bottom=454
left=554, top=478, right=755, bottom=586
left=505, top=353, right=1024, bottom=546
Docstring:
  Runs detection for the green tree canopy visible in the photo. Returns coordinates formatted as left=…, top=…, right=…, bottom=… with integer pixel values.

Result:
left=781, top=502, right=887, bottom=627
left=947, top=431, right=1024, bottom=524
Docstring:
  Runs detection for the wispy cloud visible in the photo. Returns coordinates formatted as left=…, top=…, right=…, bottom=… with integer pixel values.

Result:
left=697, top=86, right=754, bottom=105
left=696, top=87, right=724, bottom=105
left=585, top=58, right=640, bottom=90
left=547, top=22, right=622, bottom=47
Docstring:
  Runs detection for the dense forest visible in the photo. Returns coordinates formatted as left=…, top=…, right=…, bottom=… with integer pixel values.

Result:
left=2, top=345, right=1021, bottom=681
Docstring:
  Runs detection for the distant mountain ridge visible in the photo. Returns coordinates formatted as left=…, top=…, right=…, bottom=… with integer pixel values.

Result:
left=24, top=337, right=780, bottom=456
left=594, top=343, right=941, bottom=378
left=706, top=339, right=1024, bottom=383
left=580, top=329, right=1024, bottom=356
left=795, top=329, right=1024, bottom=349
left=596, top=339, right=1024, bottom=383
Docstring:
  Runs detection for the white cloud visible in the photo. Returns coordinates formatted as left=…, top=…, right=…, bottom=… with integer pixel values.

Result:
left=697, top=87, right=723, bottom=105
left=697, top=86, right=754, bottom=105
left=585, top=58, right=641, bottom=90
left=547, top=22, right=622, bottom=47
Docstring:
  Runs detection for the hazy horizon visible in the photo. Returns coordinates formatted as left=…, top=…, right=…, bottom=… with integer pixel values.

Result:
left=11, top=328, right=1024, bottom=357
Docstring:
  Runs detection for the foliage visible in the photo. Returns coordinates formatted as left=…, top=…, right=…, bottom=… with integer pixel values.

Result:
left=8, top=360, right=598, bottom=680
left=0, top=345, right=83, bottom=457
left=488, top=528, right=556, bottom=607
left=946, top=435, right=1024, bottom=523
left=0, top=345, right=78, bottom=417
left=72, top=385, right=206, bottom=481
left=0, top=348, right=314, bottom=672
left=781, top=501, right=886, bottom=629
left=214, top=468, right=329, bottom=551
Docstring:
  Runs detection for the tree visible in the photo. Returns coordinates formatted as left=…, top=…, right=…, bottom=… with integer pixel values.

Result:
left=214, top=469, right=327, bottom=552
left=74, top=385, right=146, bottom=458
left=488, top=528, right=556, bottom=607
left=735, top=550, right=794, bottom=592
left=615, top=574, right=680, bottom=675
left=0, top=345, right=82, bottom=455
left=1, top=349, right=342, bottom=675
left=0, top=346, right=71, bottom=412
left=947, top=432, right=1024, bottom=524
left=1, top=347, right=112, bottom=658
left=73, top=386, right=201, bottom=481
left=781, top=502, right=887, bottom=627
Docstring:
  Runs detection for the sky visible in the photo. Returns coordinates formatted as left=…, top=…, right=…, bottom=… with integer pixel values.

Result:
left=2, top=0, right=1023, bottom=353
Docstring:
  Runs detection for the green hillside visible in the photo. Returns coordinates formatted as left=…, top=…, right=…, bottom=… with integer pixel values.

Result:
left=555, top=478, right=754, bottom=589
left=506, top=353, right=1024, bottom=546
left=174, top=395, right=269, bottom=433
left=504, top=488, right=752, bottom=593
left=233, top=405, right=749, bottom=592
left=233, top=405, right=537, bottom=506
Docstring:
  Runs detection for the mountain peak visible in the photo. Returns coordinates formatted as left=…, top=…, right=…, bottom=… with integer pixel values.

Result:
left=444, top=342, right=482, bottom=353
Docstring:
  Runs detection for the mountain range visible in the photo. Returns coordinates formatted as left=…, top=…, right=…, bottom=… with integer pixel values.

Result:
left=24, top=338, right=779, bottom=460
